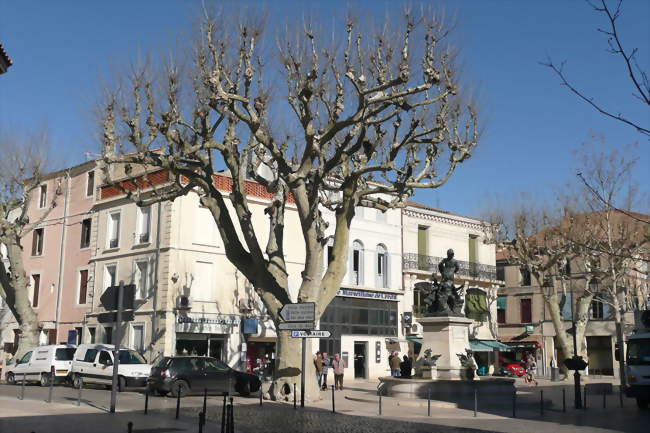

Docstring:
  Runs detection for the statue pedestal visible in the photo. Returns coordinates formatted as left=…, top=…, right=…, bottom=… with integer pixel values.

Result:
left=418, top=316, right=473, bottom=380
left=420, top=365, right=437, bottom=380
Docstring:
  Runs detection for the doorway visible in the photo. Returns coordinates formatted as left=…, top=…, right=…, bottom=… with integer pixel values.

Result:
left=208, top=337, right=224, bottom=360
left=354, top=341, right=367, bottom=379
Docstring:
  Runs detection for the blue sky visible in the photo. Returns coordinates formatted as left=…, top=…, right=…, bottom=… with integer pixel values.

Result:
left=1, top=0, right=648, bottom=218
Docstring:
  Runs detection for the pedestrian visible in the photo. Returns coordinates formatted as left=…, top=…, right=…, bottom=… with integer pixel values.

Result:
left=314, top=351, right=323, bottom=388
left=400, top=354, right=412, bottom=379
left=390, top=351, right=402, bottom=377
left=466, top=351, right=478, bottom=381
left=332, top=353, right=346, bottom=390
left=321, top=352, right=330, bottom=390
left=525, top=353, right=538, bottom=386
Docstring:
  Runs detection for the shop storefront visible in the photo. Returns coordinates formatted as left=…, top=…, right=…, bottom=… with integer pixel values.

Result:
left=469, top=339, right=513, bottom=375
left=175, top=313, right=241, bottom=362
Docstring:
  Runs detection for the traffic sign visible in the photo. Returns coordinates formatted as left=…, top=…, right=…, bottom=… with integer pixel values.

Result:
left=279, top=302, right=315, bottom=322
left=278, top=321, right=315, bottom=330
left=291, top=330, right=331, bottom=338
left=100, top=284, right=136, bottom=310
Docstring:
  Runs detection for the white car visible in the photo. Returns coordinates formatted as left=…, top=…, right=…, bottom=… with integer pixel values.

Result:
left=70, top=344, right=151, bottom=391
left=5, top=344, right=76, bottom=386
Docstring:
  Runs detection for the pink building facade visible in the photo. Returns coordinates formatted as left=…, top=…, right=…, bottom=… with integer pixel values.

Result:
left=0, top=161, right=97, bottom=362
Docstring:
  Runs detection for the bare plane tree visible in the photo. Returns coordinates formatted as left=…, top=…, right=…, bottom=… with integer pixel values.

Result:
left=100, top=10, right=478, bottom=400
left=542, top=0, right=649, bottom=138
left=0, top=132, right=62, bottom=360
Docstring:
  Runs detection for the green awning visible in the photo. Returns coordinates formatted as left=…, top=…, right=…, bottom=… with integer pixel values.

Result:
left=406, top=336, right=423, bottom=345
left=469, top=339, right=514, bottom=352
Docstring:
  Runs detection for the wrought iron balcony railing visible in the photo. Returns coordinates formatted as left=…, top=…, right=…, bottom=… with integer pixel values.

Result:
left=402, top=253, right=497, bottom=281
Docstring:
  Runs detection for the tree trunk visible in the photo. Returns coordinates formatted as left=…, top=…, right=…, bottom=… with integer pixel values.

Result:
left=1, top=239, right=40, bottom=360
left=269, top=329, right=320, bottom=402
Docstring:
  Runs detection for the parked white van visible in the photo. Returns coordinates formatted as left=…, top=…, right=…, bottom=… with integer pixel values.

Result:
left=70, top=344, right=152, bottom=391
left=5, top=344, right=76, bottom=386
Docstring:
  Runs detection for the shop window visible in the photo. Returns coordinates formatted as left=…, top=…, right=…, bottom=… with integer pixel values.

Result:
left=520, top=298, right=532, bottom=323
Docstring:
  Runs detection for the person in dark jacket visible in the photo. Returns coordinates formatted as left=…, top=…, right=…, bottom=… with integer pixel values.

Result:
left=400, top=354, right=413, bottom=378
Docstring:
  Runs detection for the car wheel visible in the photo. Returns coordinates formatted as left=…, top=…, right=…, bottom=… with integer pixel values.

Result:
left=6, top=372, right=15, bottom=385
left=636, top=398, right=649, bottom=409
left=118, top=376, right=127, bottom=392
left=171, top=380, right=190, bottom=398
left=40, top=373, right=50, bottom=387
left=73, top=374, right=83, bottom=389
left=238, top=380, right=251, bottom=397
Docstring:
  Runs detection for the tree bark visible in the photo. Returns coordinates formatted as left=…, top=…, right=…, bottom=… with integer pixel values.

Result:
left=268, top=330, right=319, bottom=402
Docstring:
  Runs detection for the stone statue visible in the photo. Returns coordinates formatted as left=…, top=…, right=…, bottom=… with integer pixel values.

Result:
left=414, top=249, right=465, bottom=317
left=414, top=348, right=441, bottom=378
left=421, top=349, right=441, bottom=367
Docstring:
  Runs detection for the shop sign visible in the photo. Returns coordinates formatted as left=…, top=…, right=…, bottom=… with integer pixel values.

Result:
left=337, top=288, right=398, bottom=301
left=176, top=314, right=241, bottom=334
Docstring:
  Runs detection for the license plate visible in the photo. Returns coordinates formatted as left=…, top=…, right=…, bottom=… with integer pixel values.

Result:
left=56, top=370, right=68, bottom=374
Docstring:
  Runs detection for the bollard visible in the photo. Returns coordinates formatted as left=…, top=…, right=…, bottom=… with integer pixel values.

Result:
left=127, top=421, right=133, bottom=433
left=221, top=392, right=227, bottom=433
left=427, top=388, right=431, bottom=417
left=175, top=384, right=181, bottom=420
left=47, top=368, right=54, bottom=404
left=229, top=397, right=234, bottom=433
left=512, top=389, right=516, bottom=418
left=379, top=390, right=382, bottom=416
left=619, top=386, right=623, bottom=408
left=203, top=388, right=208, bottom=419
left=259, top=386, right=263, bottom=406
left=603, top=389, right=606, bottom=409
left=20, top=373, right=26, bottom=400
left=474, top=386, right=477, bottom=418
left=540, top=390, right=544, bottom=416
left=331, top=385, right=335, bottom=414
left=198, top=411, right=205, bottom=433
left=144, top=387, right=149, bottom=415
left=562, top=387, right=566, bottom=412
left=583, top=385, right=587, bottom=409
left=294, top=383, right=297, bottom=410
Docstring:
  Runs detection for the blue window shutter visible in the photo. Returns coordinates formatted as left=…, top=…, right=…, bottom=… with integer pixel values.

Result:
left=561, top=294, right=573, bottom=320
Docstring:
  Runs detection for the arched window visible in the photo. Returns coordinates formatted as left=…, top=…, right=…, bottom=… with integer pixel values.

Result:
left=351, top=240, right=364, bottom=285
left=376, top=244, right=389, bottom=288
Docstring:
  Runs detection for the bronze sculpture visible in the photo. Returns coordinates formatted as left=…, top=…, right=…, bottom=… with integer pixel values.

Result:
left=414, top=249, right=465, bottom=316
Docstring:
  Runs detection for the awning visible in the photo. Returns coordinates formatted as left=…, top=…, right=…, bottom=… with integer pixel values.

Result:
left=469, top=339, right=514, bottom=352
left=406, top=336, right=423, bottom=345
left=500, top=335, right=541, bottom=349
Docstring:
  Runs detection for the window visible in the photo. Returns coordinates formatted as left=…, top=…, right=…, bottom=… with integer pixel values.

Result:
left=39, top=184, right=47, bottom=208
left=82, top=349, right=98, bottom=363
left=376, top=244, right=388, bottom=288
left=74, top=327, right=83, bottom=345
left=31, top=274, right=41, bottom=308
left=32, top=228, right=44, bottom=256
left=47, top=329, right=57, bottom=345
left=520, top=298, right=532, bottom=323
left=86, top=171, right=95, bottom=197
left=88, top=327, right=96, bottom=344
left=417, top=226, right=428, bottom=258
left=520, top=267, right=531, bottom=286
left=351, top=240, right=364, bottom=285
left=78, top=269, right=89, bottom=304
left=132, top=324, right=145, bottom=354
left=104, top=326, right=113, bottom=344
left=320, top=297, right=398, bottom=337
left=104, top=264, right=117, bottom=292
left=192, top=261, right=215, bottom=301
left=99, top=351, right=112, bottom=365
left=561, top=294, right=573, bottom=320
left=468, top=235, right=478, bottom=276
left=107, top=212, right=121, bottom=248
left=497, top=296, right=507, bottom=324
left=55, top=348, right=76, bottom=361
left=591, top=299, right=605, bottom=319
left=80, top=218, right=91, bottom=249
left=135, top=260, right=149, bottom=300
left=19, top=351, right=33, bottom=364
left=496, top=264, right=505, bottom=282
left=136, top=206, right=151, bottom=244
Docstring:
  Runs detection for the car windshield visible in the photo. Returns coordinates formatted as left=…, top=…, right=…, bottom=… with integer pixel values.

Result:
left=55, top=348, right=76, bottom=361
left=118, top=350, right=146, bottom=365
left=627, top=339, right=650, bottom=366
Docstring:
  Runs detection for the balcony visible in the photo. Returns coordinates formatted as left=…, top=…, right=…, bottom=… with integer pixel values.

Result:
left=403, top=253, right=497, bottom=281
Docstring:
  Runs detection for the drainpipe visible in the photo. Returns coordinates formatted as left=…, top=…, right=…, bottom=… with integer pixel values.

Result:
left=150, top=201, right=162, bottom=362
left=54, top=173, right=71, bottom=343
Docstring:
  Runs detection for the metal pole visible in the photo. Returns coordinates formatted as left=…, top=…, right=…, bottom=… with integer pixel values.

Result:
left=198, top=412, right=205, bottom=433
left=583, top=385, right=587, bottom=409
left=175, top=384, right=181, bottom=419
left=144, top=387, right=149, bottom=414
left=127, top=421, right=133, bottom=433
left=301, top=337, right=306, bottom=408
left=47, top=367, right=54, bottom=403
left=427, top=388, right=431, bottom=417
left=77, top=376, right=83, bottom=407
left=512, top=389, right=516, bottom=418
left=110, top=281, right=125, bottom=413
left=221, top=392, right=227, bottom=433
left=562, top=387, right=566, bottom=412
left=203, top=388, right=207, bottom=418
left=474, top=386, right=477, bottom=418
left=20, top=373, right=25, bottom=400
left=379, top=391, right=382, bottom=415
left=331, top=384, right=335, bottom=414
left=570, top=281, right=582, bottom=410
left=603, top=389, right=606, bottom=409
left=293, top=383, right=297, bottom=410
left=540, top=390, right=544, bottom=416
left=259, top=386, right=263, bottom=406
left=229, top=397, right=234, bottom=433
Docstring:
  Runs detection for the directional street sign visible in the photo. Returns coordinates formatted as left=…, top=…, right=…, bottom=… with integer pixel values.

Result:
left=291, top=330, right=331, bottom=338
left=279, top=302, right=315, bottom=322
left=278, top=321, right=315, bottom=330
